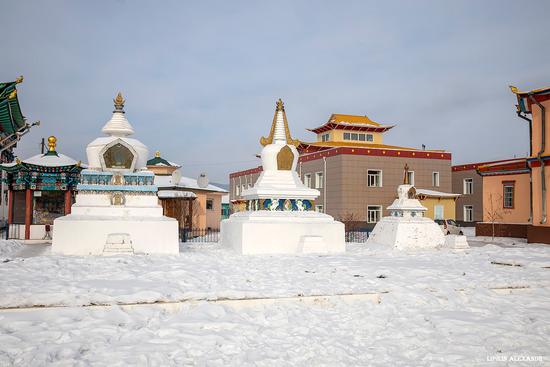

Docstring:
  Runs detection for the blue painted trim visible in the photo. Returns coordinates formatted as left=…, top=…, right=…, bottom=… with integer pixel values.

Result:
left=77, top=184, right=158, bottom=192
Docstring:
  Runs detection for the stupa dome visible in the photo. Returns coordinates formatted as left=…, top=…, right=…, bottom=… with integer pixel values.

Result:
left=85, top=93, right=149, bottom=172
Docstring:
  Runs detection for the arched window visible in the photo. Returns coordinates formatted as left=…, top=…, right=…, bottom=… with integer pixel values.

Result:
left=103, top=143, right=134, bottom=169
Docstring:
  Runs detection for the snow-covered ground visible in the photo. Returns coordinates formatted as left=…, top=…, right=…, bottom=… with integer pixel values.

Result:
left=0, top=239, right=549, bottom=365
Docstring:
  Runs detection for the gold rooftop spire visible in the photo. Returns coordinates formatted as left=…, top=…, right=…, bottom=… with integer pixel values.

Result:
left=113, top=92, right=125, bottom=112
left=260, top=98, right=300, bottom=147
left=48, top=136, right=57, bottom=152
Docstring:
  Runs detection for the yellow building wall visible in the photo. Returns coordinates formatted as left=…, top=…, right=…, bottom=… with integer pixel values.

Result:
left=482, top=173, right=530, bottom=224
left=419, top=197, right=457, bottom=220
left=317, top=130, right=383, bottom=144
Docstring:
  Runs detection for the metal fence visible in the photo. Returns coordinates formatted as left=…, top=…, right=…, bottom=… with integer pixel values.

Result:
left=180, top=228, right=220, bottom=243
left=180, top=228, right=369, bottom=244
left=345, top=231, right=370, bottom=243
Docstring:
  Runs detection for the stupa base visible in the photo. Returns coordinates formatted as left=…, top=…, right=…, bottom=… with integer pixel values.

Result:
left=221, top=211, right=345, bottom=255
left=366, top=216, right=445, bottom=250
left=52, top=215, right=179, bottom=255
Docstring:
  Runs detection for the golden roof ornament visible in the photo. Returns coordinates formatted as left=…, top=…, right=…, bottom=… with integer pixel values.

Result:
left=260, top=98, right=300, bottom=147
left=403, top=164, right=410, bottom=185
left=113, top=92, right=125, bottom=112
left=48, top=136, right=57, bottom=152
left=8, top=90, right=17, bottom=99
left=15, top=75, right=24, bottom=84
left=155, top=150, right=161, bottom=158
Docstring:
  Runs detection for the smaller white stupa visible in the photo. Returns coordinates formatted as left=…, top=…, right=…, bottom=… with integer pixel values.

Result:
left=221, top=99, right=344, bottom=255
left=367, top=165, right=445, bottom=249
left=52, top=93, right=179, bottom=255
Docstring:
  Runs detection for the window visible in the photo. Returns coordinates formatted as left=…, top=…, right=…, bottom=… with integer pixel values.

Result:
left=235, top=185, right=240, bottom=196
left=367, top=205, right=382, bottom=223
left=343, top=132, right=351, bottom=140
left=304, top=174, right=312, bottom=188
left=463, top=178, right=473, bottom=194
left=358, top=134, right=366, bottom=141
left=463, top=205, right=473, bottom=222
left=432, top=172, right=440, bottom=187
left=406, top=171, right=415, bottom=186
left=321, top=133, right=330, bottom=142
left=315, top=172, right=324, bottom=189
left=103, top=143, right=134, bottom=169
left=434, top=205, right=444, bottom=220
left=367, top=170, right=382, bottom=187
left=241, top=185, right=246, bottom=194
left=315, top=205, right=324, bottom=213
left=366, top=134, right=373, bottom=142
left=350, top=133, right=358, bottom=140
left=32, top=191, right=66, bottom=224
left=206, top=199, right=214, bottom=210
left=503, top=181, right=515, bottom=208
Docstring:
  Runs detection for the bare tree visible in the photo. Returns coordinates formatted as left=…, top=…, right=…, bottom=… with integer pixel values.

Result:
left=485, top=193, right=510, bottom=240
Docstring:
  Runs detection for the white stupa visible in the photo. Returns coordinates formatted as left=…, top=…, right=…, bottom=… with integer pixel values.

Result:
left=367, top=165, right=445, bottom=249
left=52, top=93, right=179, bottom=255
left=221, top=99, right=345, bottom=255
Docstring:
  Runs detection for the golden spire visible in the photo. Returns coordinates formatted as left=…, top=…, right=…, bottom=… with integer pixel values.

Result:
left=260, top=98, right=300, bottom=147
left=155, top=150, right=161, bottom=158
left=48, top=136, right=57, bottom=152
left=15, top=75, right=24, bottom=84
left=113, top=92, right=125, bottom=112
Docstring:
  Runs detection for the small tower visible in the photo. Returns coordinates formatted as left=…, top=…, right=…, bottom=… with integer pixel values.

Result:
left=221, top=99, right=345, bottom=255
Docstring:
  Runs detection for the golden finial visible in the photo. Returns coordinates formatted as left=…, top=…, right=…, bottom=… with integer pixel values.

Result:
left=403, top=164, right=410, bottom=184
left=15, top=158, right=21, bottom=164
left=76, top=161, right=81, bottom=167
left=48, top=136, right=57, bottom=152
left=155, top=150, right=161, bottom=158
left=15, top=75, right=24, bottom=84
left=509, top=85, right=519, bottom=94
left=276, top=98, right=284, bottom=111
left=8, top=90, right=17, bottom=99
left=113, top=92, right=125, bottom=111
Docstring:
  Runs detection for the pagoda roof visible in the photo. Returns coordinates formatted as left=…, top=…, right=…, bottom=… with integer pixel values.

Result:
left=0, top=136, right=83, bottom=173
left=510, top=85, right=550, bottom=114
left=308, top=114, right=395, bottom=134
left=0, top=77, right=26, bottom=136
left=146, top=151, right=181, bottom=168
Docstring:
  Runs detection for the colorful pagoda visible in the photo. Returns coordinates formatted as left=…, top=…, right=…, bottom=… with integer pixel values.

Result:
left=0, top=76, right=39, bottom=163
left=0, top=136, right=82, bottom=240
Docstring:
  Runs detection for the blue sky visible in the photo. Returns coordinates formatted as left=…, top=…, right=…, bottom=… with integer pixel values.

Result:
left=2, top=0, right=549, bottom=182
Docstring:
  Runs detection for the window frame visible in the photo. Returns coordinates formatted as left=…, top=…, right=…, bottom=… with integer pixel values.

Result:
left=367, top=169, right=383, bottom=187
left=304, top=173, right=312, bottom=188
left=206, top=199, right=214, bottom=210
left=367, top=205, right=382, bottom=223
left=432, top=172, right=440, bottom=187
left=343, top=132, right=351, bottom=141
left=406, top=171, right=415, bottom=186
left=463, top=178, right=473, bottom=195
left=503, top=181, right=515, bottom=209
left=366, top=134, right=373, bottom=142
left=463, top=205, right=473, bottom=222
left=315, top=172, right=324, bottom=189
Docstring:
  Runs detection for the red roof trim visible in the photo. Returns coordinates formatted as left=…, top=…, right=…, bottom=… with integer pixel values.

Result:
left=308, top=122, right=392, bottom=134
left=452, top=158, right=522, bottom=172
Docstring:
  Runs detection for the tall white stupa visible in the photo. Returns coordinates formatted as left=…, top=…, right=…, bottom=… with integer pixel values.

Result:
left=366, top=165, right=445, bottom=249
left=221, top=99, right=345, bottom=255
left=52, top=93, right=179, bottom=255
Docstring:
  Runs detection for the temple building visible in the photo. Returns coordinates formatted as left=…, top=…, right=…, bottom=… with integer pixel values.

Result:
left=0, top=77, right=40, bottom=222
left=146, top=151, right=227, bottom=231
left=0, top=136, right=82, bottom=240
left=230, top=112, right=455, bottom=230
